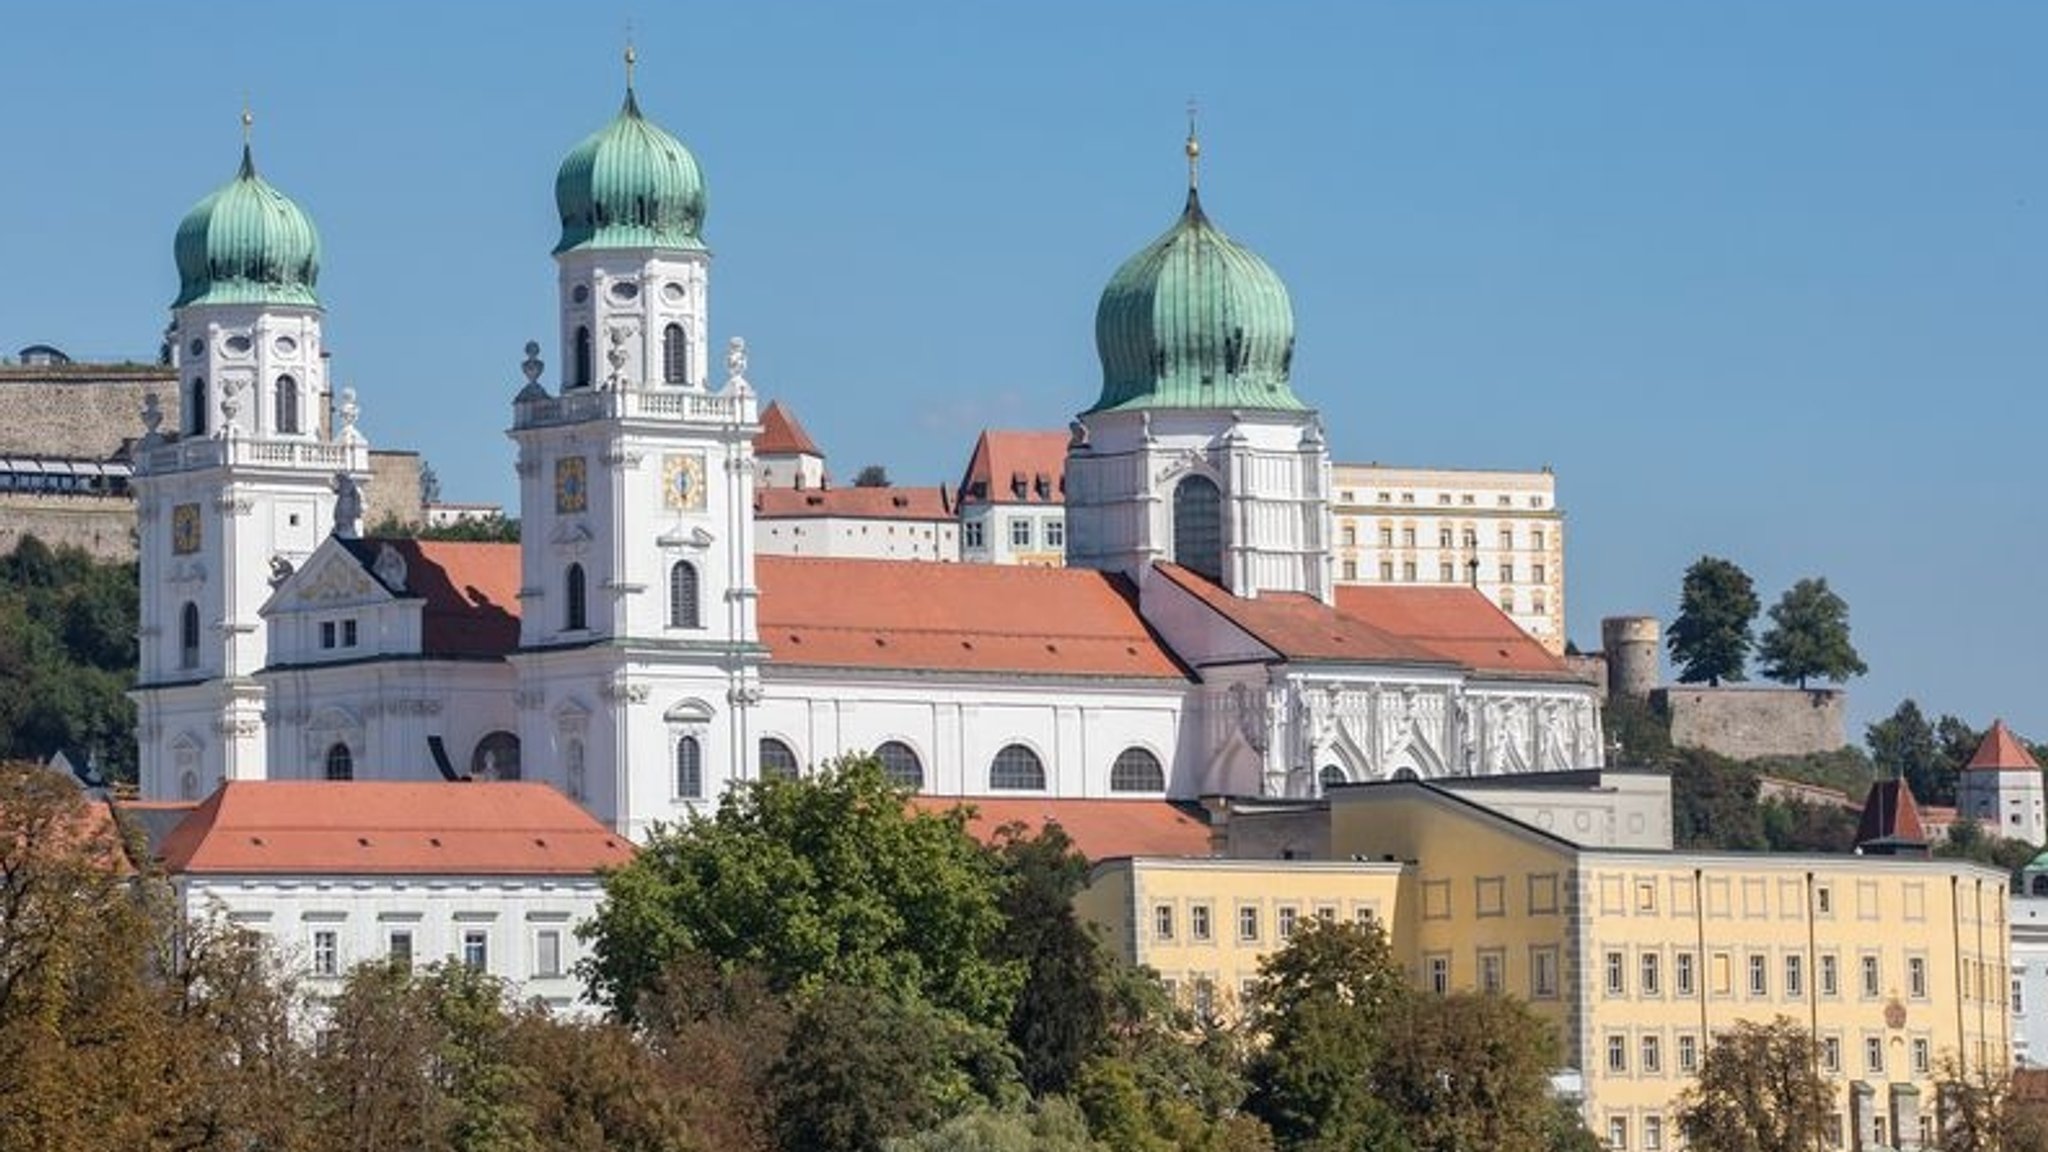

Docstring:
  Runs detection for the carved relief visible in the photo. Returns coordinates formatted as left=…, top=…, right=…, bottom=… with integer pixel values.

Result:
left=296, top=554, right=377, bottom=603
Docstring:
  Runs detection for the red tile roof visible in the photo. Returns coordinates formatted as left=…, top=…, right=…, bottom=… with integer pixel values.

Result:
left=957, top=429, right=1069, bottom=506
left=1335, top=586, right=1569, bottom=677
left=1156, top=564, right=1452, bottom=665
left=913, top=797, right=1213, bottom=861
left=755, top=485, right=954, bottom=522
left=756, top=556, right=1188, bottom=680
left=1964, top=719, right=2041, bottom=772
left=755, top=401, right=823, bottom=457
left=156, top=782, right=633, bottom=876
left=1854, top=779, right=1928, bottom=850
left=348, top=539, right=522, bottom=658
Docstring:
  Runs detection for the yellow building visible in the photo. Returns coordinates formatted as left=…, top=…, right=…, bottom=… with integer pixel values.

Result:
left=1077, top=772, right=2011, bottom=1152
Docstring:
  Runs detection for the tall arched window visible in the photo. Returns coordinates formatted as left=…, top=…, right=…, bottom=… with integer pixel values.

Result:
left=662, top=323, right=688, bottom=385
left=565, top=738, right=586, bottom=801
left=179, top=602, right=201, bottom=670
left=573, top=326, right=593, bottom=388
left=669, top=561, right=700, bottom=628
left=564, top=564, right=587, bottom=630
left=759, top=737, right=800, bottom=781
left=470, top=732, right=521, bottom=781
left=990, top=744, right=1046, bottom=791
left=189, top=377, right=208, bottom=436
left=1173, top=475, right=1223, bottom=581
left=1109, top=747, right=1165, bottom=792
left=676, top=735, right=703, bottom=798
left=324, top=742, right=353, bottom=781
left=874, top=741, right=923, bottom=790
left=273, top=374, right=300, bottom=434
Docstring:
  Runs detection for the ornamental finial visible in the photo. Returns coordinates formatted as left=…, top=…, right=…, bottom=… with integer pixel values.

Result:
left=624, top=26, right=637, bottom=90
left=1185, top=99, right=1201, bottom=192
left=241, top=103, right=254, bottom=145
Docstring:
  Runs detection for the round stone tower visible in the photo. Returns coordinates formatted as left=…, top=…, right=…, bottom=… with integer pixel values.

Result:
left=1601, top=616, right=1661, bottom=701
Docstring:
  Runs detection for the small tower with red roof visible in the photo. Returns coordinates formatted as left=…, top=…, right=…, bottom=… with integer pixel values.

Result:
left=1957, top=720, right=2046, bottom=845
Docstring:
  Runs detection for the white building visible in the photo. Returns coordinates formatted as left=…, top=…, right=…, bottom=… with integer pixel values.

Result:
left=1956, top=720, right=2047, bottom=847
left=150, top=780, right=630, bottom=1014
left=957, top=429, right=1069, bottom=566
left=130, top=72, right=1605, bottom=840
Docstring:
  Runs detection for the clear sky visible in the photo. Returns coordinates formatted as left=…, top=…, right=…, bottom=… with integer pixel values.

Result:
left=2, top=2, right=2042, bottom=741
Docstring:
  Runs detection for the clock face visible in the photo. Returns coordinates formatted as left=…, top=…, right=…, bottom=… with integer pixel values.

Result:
left=663, top=453, right=707, bottom=511
left=554, top=456, right=589, bottom=514
left=171, top=503, right=202, bottom=554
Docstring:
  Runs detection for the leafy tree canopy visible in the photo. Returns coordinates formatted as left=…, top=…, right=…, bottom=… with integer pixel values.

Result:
left=853, top=464, right=892, bottom=488
left=1667, top=555, right=1759, bottom=686
left=0, top=537, right=139, bottom=780
left=1868, top=700, right=1981, bottom=808
left=1676, top=1018, right=1832, bottom=1152
left=1757, top=577, right=1867, bottom=688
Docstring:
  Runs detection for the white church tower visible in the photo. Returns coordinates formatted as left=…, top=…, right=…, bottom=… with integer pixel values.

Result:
left=132, top=117, right=372, bottom=800
left=1064, top=122, right=1332, bottom=602
left=509, top=55, right=763, bottom=839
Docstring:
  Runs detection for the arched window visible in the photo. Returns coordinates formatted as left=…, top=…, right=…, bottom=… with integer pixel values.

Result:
left=669, top=561, right=700, bottom=628
left=565, top=738, right=586, bottom=801
left=1173, top=475, right=1223, bottom=580
left=324, top=742, right=353, bottom=781
left=676, top=735, right=703, bottom=798
left=2033, top=874, right=2048, bottom=898
left=760, top=737, right=800, bottom=781
left=564, top=564, right=587, bottom=630
left=573, top=326, right=593, bottom=388
left=470, top=732, right=521, bottom=781
left=1110, top=747, right=1165, bottom=792
left=178, top=771, right=200, bottom=801
left=874, top=741, right=923, bottom=790
left=1319, top=764, right=1348, bottom=792
left=662, top=323, right=688, bottom=385
left=189, top=377, right=208, bottom=436
left=179, top=602, right=201, bottom=670
left=990, top=743, right=1046, bottom=791
left=273, top=374, right=300, bottom=434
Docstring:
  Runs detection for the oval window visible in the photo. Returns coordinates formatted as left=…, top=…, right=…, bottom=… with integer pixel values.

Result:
left=224, top=335, right=252, bottom=354
left=188, top=338, right=205, bottom=357
left=609, top=280, right=640, bottom=303
left=572, top=284, right=590, bottom=304
left=662, top=281, right=687, bottom=302
left=273, top=335, right=298, bottom=356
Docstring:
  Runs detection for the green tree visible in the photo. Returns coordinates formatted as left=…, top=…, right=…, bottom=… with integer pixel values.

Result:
left=1675, top=1018, right=1831, bottom=1152
left=853, top=465, right=892, bottom=488
left=1756, top=577, right=1867, bottom=689
left=1670, top=748, right=1766, bottom=850
left=1074, top=964, right=1272, bottom=1152
left=1668, top=556, right=1759, bottom=686
left=884, top=1098, right=1102, bottom=1152
left=1867, top=700, right=1977, bottom=807
left=987, top=822, right=1113, bottom=1096
left=580, top=756, right=1023, bottom=1029
left=1373, top=992, right=1568, bottom=1152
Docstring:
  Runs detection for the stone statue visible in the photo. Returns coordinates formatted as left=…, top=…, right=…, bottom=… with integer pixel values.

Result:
left=725, top=336, right=749, bottom=383
left=268, top=554, right=295, bottom=588
left=337, top=387, right=365, bottom=444
left=332, top=472, right=364, bottom=539
left=139, top=393, right=164, bottom=446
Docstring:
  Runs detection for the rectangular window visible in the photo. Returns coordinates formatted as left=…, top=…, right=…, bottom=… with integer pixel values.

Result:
left=1343, top=559, right=1358, bottom=580
left=1816, top=886, right=1833, bottom=915
left=1676, top=952, right=1696, bottom=996
left=1606, top=951, right=1626, bottom=996
left=962, top=521, right=984, bottom=549
left=319, top=621, right=336, bottom=649
left=1439, top=561, right=1455, bottom=582
left=342, top=619, right=358, bottom=647
left=1712, top=952, right=1732, bottom=996
left=1786, top=955, right=1804, bottom=999
left=310, top=929, right=338, bottom=977
left=1748, top=953, right=1768, bottom=996
left=1821, top=953, right=1839, bottom=996
left=1191, top=904, right=1212, bottom=941
left=1045, top=519, right=1064, bottom=549
left=1462, top=528, right=1478, bottom=547
left=1822, top=1035, right=1841, bottom=1073
left=461, top=928, right=488, bottom=972
left=1532, top=563, right=1547, bottom=584
left=1865, top=1036, right=1884, bottom=1074
left=388, top=929, right=414, bottom=971
left=1154, top=904, right=1175, bottom=941
left=1238, top=906, right=1260, bottom=943
left=1428, top=955, right=1450, bottom=995
left=1643, top=1116, right=1663, bottom=1151
left=1608, top=1117, right=1628, bottom=1152
left=535, top=929, right=562, bottom=978
left=1010, top=519, right=1032, bottom=548
left=1402, top=561, right=1417, bottom=582
left=1401, top=527, right=1416, bottom=547
left=1438, top=527, right=1453, bottom=547
left=1379, top=527, right=1394, bottom=547
left=1480, top=950, right=1505, bottom=994
left=1379, top=560, right=1394, bottom=581
left=1498, top=563, right=1515, bottom=583
left=1641, top=952, right=1660, bottom=996
left=1909, top=956, right=1927, bottom=999
left=1678, top=1034, right=1698, bottom=1073
left=1278, top=906, right=1299, bottom=941
left=1862, top=955, right=1881, bottom=998
left=1607, top=1035, right=1627, bottom=1073
left=1342, top=524, right=1358, bottom=546
left=1912, top=1037, right=1930, bottom=1074
left=1532, top=529, right=1546, bottom=550
left=1193, top=978, right=1215, bottom=1019
left=1641, top=1035, right=1661, bottom=1074
left=2016, top=978, right=2026, bottom=1014
left=1499, top=528, right=1514, bottom=549
left=1533, top=947, right=1559, bottom=999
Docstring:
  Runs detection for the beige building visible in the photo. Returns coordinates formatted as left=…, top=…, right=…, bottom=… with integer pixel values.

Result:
left=1076, top=771, right=2011, bottom=1151
left=1330, top=465, right=1565, bottom=653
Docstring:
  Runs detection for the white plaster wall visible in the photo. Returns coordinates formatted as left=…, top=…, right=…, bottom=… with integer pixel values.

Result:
left=261, top=659, right=516, bottom=782
left=2013, top=896, right=2048, bottom=1066
left=1959, top=770, right=2048, bottom=847
left=556, top=252, right=710, bottom=392
left=756, top=516, right=960, bottom=561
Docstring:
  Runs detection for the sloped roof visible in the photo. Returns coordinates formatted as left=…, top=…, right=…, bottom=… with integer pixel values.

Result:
left=756, top=401, right=823, bottom=457
left=156, top=781, right=633, bottom=876
left=1155, top=563, right=1456, bottom=666
left=755, top=485, right=953, bottom=522
left=957, top=429, right=1069, bottom=507
left=340, top=539, right=522, bottom=658
left=1964, top=719, right=2041, bottom=773
left=1854, top=779, right=1928, bottom=851
left=1336, top=585, right=1570, bottom=677
left=756, top=556, right=1187, bottom=680
left=913, top=796, right=1213, bottom=861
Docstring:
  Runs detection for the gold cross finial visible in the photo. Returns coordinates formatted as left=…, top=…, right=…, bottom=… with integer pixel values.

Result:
left=1185, top=99, right=1201, bottom=191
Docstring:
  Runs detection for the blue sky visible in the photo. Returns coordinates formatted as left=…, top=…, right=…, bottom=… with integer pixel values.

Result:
left=3, top=2, right=2043, bottom=741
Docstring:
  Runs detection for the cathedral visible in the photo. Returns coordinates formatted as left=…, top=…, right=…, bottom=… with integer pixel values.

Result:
left=131, top=72, right=1605, bottom=839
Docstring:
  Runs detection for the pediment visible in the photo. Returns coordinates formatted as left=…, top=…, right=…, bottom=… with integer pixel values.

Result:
left=262, top=539, right=394, bottom=618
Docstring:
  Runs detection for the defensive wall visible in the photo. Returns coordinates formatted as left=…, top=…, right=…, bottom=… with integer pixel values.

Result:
left=1654, top=686, right=1848, bottom=760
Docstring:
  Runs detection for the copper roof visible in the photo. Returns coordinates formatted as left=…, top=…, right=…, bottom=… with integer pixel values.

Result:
left=755, top=485, right=954, bottom=521
left=957, top=429, right=1069, bottom=506
left=913, top=796, right=1213, bottom=860
left=1964, top=719, right=2041, bottom=772
left=756, top=556, right=1187, bottom=680
left=755, top=401, right=823, bottom=457
left=156, top=781, right=633, bottom=875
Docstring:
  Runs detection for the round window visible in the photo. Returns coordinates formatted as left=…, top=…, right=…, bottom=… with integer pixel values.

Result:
left=273, top=335, right=298, bottom=356
left=572, top=284, right=590, bottom=304
left=662, top=282, right=686, bottom=303
left=609, top=280, right=640, bottom=303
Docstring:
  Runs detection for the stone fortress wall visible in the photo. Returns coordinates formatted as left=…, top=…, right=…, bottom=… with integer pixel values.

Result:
left=1596, top=614, right=1849, bottom=760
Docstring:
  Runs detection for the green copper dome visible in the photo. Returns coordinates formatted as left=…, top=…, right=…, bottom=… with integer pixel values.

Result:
left=554, top=87, right=706, bottom=254
left=172, top=145, right=322, bottom=309
left=1089, top=187, right=1302, bottom=414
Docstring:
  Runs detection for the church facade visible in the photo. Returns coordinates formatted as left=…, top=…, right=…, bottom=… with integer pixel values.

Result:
left=131, top=78, right=1604, bottom=839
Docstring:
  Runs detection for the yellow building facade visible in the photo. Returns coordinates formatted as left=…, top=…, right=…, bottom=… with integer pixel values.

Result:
left=1078, top=776, right=2011, bottom=1152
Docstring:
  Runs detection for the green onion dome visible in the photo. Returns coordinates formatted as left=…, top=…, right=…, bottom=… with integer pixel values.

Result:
left=172, top=144, right=322, bottom=309
left=554, top=87, right=707, bottom=254
left=1089, top=186, right=1302, bottom=414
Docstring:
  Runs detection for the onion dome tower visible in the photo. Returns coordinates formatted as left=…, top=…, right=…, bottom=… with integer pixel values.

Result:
left=172, top=138, right=322, bottom=310
left=1066, top=114, right=1333, bottom=603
